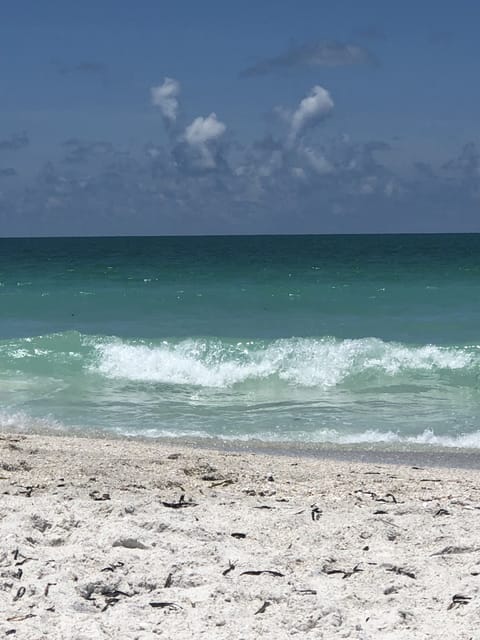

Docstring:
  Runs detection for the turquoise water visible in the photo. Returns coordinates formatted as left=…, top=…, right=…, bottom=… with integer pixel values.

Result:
left=1, top=234, right=480, bottom=447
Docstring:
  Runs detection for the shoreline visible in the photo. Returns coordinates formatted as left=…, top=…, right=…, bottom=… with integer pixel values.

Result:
left=1, top=430, right=480, bottom=638
left=182, top=436, right=480, bottom=471
left=4, top=423, right=480, bottom=470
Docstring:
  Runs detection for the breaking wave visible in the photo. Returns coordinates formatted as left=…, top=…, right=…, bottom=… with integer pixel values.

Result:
left=1, top=332, right=480, bottom=449
left=93, top=335, right=475, bottom=389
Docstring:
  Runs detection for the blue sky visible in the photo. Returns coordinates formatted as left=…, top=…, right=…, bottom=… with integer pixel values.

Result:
left=1, top=0, right=480, bottom=235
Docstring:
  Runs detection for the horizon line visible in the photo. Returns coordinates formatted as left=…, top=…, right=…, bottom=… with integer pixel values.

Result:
left=1, top=230, right=480, bottom=240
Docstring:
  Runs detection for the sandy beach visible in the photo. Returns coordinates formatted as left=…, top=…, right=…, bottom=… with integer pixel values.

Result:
left=1, top=432, right=480, bottom=639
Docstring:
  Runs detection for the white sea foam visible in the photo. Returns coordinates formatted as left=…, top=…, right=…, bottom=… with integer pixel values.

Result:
left=0, top=410, right=64, bottom=433
left=187, top=427, right=480, bottom=449
left=2, top=334, right=479, bottom=449
left=94, top=340, right=275, bottom=387
left=82, top=423, right=480, bottom=449
left=93, top=336, right=475, bottom=389
left=2, top=408, right=480, bottom=449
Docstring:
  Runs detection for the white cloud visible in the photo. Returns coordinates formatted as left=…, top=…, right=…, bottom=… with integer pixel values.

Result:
left=184, top=113, right=226, bottom=145
left=288, top=86, right=334, bottom=145
left=302, top=147, right=333, bottom=175
left=183, top=113, right=227, bottom=168
left=151, top=77, right=180, bottom=124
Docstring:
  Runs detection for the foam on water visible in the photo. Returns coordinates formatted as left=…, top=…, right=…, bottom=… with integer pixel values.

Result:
left=93, top=336, right=475, bottom=389
left=2, top=406, right=480, bottom=450
left=94, top=339, right=274, bottom=387
left=1, top=332, right=480, bottom=449
left=0, top=410, right=64, bottom=433
left=216, top=427, right=480, bottom=449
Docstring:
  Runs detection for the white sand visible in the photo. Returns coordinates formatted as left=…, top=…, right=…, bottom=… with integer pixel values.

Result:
left=1, top=432, right=480, bottom=639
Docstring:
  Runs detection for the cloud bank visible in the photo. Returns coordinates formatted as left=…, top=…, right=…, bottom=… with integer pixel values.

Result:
left=1, top=78, right=479, bottom=235
left=241, top=41, right=375, bottom=77
left=0, top=132, right=29, bottom=152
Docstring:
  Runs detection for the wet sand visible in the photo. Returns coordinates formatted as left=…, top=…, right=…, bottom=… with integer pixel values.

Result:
left=1, top=431, right=480, bottom=639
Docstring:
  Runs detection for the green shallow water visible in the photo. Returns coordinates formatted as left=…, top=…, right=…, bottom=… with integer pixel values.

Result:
left=1, top=234, right=480, bottom=447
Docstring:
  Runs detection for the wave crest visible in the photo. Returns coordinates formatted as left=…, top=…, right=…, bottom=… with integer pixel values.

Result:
left=92, top=336, right=475, bottom=389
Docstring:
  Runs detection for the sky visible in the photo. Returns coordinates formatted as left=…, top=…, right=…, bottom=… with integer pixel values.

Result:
left=1, top=0, right=480, bottom=236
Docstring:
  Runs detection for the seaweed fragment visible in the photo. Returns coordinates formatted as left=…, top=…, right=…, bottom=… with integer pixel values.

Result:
left=101, top=562, right=124, bottom=572
left=14, top=557, right=33, bottom=566
left=150, top=602, right=182, bottom=610
left=101, top=597, right=119, bottom=611
left=432, top=546, right=479, bottom=556
left=210, top=479, right=234, bottom=488
left=240, top=570, right=284, bottom=577
left=377, top=493, right=397, bottom=504
left=385, top=565, right=416, bottom=579
left=12, top=587, right=25, bottom=602
left=323, top=564, right=363, bottom=579
left=161, top=494, right=198, bottom=509
left=6, top=614, right=36, bottom=622
left=255, top=601, right=271, bottom=614
left=448, top=594, right=471, bottom=610
left=89, top=491, right=110, bottom=501
left=222, top=561, right=236, bottom=576
left=354, top=490, right=399, bottom=504
left=311, top=505, right=322, bottom=521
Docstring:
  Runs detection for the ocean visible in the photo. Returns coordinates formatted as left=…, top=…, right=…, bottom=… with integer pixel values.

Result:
left=1, top=234, right=480, bottom=449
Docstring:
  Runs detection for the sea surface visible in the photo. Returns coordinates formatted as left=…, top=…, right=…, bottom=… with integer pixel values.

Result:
left=1, top=234, right=480, bottom=449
